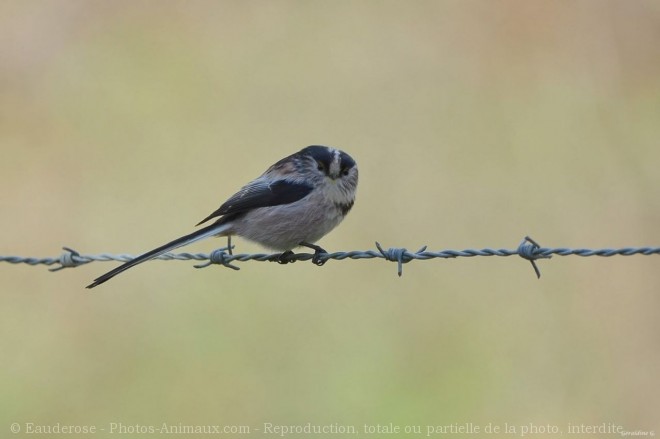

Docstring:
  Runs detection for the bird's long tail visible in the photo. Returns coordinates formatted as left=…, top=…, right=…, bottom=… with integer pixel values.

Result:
left=86, top=222, right=231, bottom=289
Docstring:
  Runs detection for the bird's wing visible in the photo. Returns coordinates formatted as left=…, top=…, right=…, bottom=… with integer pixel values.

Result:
left=195, top=179, right=314, bottom=226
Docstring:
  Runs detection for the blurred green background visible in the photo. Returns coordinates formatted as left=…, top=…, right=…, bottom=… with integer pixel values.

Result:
left=2, top=0, right=659, bottom=437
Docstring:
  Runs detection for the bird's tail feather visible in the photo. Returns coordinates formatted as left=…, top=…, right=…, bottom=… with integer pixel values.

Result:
left=86, top=222, right=230, bottom=289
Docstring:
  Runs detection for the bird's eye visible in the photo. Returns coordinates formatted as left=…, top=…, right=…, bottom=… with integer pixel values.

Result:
left=341, top=167, right=350, bottom=177
left=316, top=161, right=325, bottom=172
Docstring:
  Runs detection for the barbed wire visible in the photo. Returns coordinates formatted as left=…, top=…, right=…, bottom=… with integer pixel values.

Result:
left=2, top=237, right=659, bottom=278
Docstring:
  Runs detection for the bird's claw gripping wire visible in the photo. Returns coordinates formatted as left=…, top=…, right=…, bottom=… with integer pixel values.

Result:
left=276, top=250, right=296, bottom=264
left=300, top=242, right=328, bottom=266
left=275, top=243, right=329, bottom=265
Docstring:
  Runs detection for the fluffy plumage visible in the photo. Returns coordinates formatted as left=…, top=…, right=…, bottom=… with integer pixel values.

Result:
left=86, top=145, right=358, bottom=288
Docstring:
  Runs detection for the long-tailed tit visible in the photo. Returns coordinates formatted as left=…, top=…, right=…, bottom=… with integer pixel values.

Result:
left=86, top=145, right=358, bottom=288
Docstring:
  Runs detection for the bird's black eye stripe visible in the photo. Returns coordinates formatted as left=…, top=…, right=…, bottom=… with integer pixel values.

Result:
left=301, top=145, right=356, bottom=177
left=338, top=151, right=356, bottom=171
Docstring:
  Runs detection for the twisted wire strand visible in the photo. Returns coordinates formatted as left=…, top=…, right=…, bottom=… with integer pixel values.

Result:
left=1, top=237, right=659, bottom=278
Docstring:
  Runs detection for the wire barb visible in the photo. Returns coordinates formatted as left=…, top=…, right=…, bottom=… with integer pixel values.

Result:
left=2, top=236, right=659, bottom=278
left=516, top=236, right=552, bottom=279
left=194, top=246, right=239, bottom=270
left=376, top=242, right=429, bottom=276
left=48, top=247, right=90, bottom=272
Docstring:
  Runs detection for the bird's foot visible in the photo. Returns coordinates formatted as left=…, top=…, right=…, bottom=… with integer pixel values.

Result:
left=277, top=250, right=295, bottom=264
left=300, top=242, right=328, bottom=266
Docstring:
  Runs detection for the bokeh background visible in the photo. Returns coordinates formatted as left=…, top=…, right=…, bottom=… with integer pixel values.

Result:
left=2, top=1, right=659, bottom=437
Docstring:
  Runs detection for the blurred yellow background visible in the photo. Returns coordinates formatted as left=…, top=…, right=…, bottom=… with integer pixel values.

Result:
left=1, top=0, right=659, bottom=436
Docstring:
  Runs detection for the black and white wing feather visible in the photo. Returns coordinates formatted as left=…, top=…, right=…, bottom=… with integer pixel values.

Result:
left=196, top=179, right=314, bottom=226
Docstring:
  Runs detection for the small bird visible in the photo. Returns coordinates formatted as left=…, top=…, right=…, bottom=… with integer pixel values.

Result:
left=86, top=145, right=358, bottom=288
